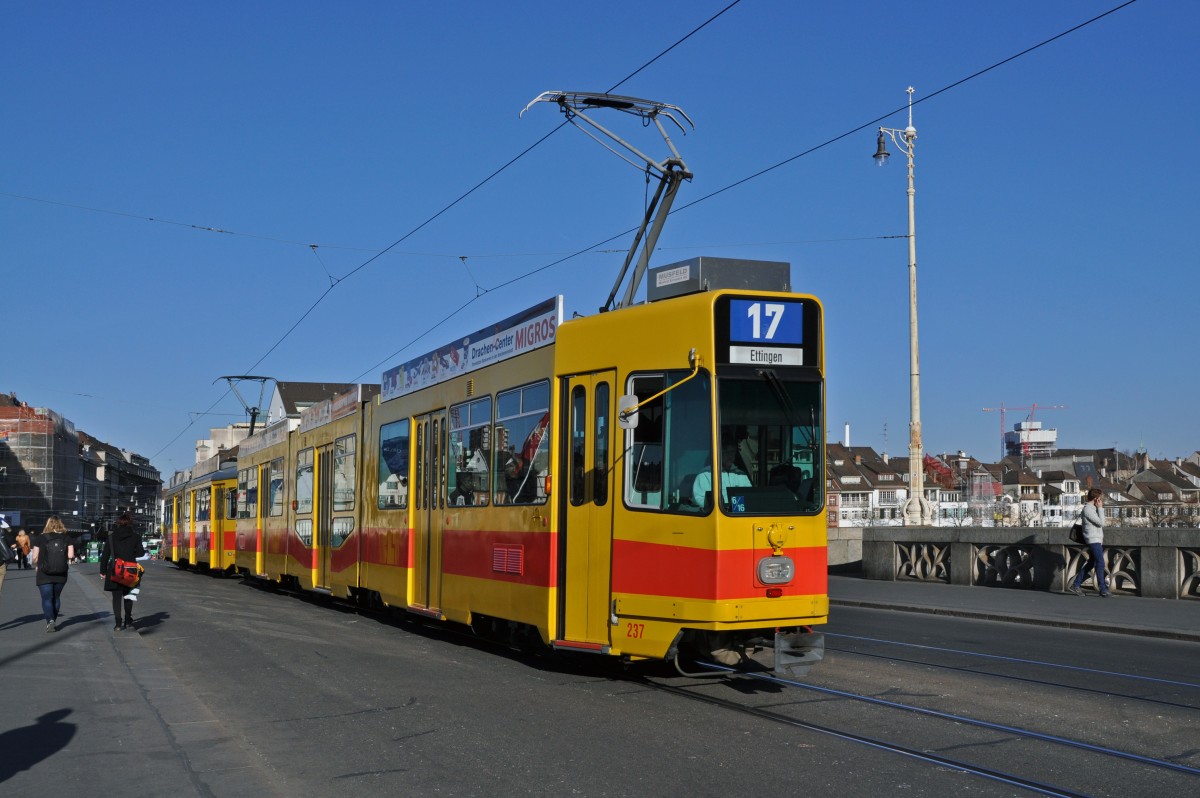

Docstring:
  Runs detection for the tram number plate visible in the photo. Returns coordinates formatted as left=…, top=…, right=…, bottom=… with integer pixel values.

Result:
left=625, top=622, right=645, bottom=639
left=730, top=299, right=803, bottom=344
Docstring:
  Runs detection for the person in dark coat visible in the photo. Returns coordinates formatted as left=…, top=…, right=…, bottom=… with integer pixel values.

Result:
left=99, top=513, right=145, bottom=631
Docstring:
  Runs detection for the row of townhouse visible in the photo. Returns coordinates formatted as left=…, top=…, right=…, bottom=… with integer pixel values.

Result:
left=825, top=443, right=1200, bottom=529
left=1098, top=452, right=1200, bottom=526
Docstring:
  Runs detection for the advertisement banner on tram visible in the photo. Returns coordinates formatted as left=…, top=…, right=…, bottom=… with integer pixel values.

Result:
left=381, top=296, right=563, bottom=402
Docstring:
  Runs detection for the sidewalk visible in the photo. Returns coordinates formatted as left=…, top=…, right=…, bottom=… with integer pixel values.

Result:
left=0, top=562, right=278, bottom=798
left=830, top=573, right=1200, bottom=643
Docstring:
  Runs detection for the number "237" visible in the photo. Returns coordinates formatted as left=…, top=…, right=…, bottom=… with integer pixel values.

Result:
left=625, top=622, right=645, bottom=639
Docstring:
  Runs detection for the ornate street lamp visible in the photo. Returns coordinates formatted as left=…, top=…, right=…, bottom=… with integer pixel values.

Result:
left=874, top=87, right=932, bottom=525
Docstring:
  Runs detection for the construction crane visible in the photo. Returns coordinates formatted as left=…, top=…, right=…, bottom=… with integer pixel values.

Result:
left=981, top=402, right=1066, bottom=461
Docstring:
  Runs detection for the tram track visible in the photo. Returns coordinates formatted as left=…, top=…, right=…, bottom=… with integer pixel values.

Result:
left=638, top=659, right=1200, bottom=797
left=826, top=632, right=1200, bottom=695
left=823, top=631, right=1200, bottom=717
left=641, top=673, right=1093, bottom=798
left=728, top=663, right=1197, bottom=776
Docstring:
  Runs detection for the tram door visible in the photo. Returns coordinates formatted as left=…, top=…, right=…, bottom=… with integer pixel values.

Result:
left=176, top=494, right=185, bottom=562
left=212, top=486, right=225, bottom=569
left=315, top=444, right=334, bottom=588
left=255, top=463, right=268, bottom=576
left=196, top=487, right=210, bottom=567
left=186, top=490, right=198, bottom=566
left=411, top=412, right=446, bottom=612
left=560, top=371, right=616, bottom=644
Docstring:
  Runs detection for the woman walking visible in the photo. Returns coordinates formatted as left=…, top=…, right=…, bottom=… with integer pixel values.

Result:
left=99, top=513, right=146, bottom=631
left=1068, top=488, right=1110, bottom=597
left=31, top=516, right=75, bottom=631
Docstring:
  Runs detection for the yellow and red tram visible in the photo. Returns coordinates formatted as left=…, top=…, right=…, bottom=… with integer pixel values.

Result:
left=161, top=456, right=237, bottom=571
left=279, top=385, right=376, bottom=596
left=196, top=262, right=827, bottom=674
left=234, top=419, right=293, bottom=579
left=161, top=480, right=183, bottom=563
left=357, top=283, right=826, bottom=670
left=195, top=465, right=237, bottom=571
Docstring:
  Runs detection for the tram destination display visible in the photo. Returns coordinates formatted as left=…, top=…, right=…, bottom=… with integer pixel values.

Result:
left=715, top=295, right=819, bottom=369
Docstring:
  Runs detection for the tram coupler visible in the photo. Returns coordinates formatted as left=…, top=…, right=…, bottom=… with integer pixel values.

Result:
left=774, top=628, right=824, bottom=677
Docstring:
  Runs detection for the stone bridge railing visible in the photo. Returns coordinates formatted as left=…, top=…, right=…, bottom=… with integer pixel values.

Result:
left=861, top=526, right=1200, bottom=600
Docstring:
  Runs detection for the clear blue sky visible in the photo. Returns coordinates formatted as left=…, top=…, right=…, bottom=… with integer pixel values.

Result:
left=4, top=1, right=1196, bottom=477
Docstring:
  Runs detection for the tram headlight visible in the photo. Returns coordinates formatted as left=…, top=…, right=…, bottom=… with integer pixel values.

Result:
left=757, top=555, right=794, bottom=585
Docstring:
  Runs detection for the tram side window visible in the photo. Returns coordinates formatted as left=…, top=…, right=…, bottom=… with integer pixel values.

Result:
left=625, top=370, right=712, bottom=513
left=569, top=383, right=610, bottom=508
left=331, top=517, right=354, bottom=547
left=334, top=434, right=356, bottom=511
left=196, top=487, right=211, bottom=522
left=448, top=398, right=492, bottom=507
left=493, top=381, right=550, bottom=506
left=238, top=467, right=258, bottom=519
left=378, top=419, right=410, bottom=510
left=296, top=448, right=314, bottom=514
left=225, top=486, right=237, bottom=520
left=595, top=383, right=610, bottom=505
left=569, top=386, right=586, bottom=507
left=268, top=458, right=285, bottom=517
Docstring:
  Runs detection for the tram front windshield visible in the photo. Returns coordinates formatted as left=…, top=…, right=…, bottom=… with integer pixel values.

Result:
left=624, top=368, right=822, bottom=516
left=713, top=371, right=823, bottom=515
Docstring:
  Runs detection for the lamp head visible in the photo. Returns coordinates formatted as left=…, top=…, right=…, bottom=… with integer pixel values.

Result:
left=873, top=130, right=890, bottom=166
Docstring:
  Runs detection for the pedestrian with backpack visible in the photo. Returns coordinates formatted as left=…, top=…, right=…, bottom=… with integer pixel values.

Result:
left=31, top=515, right=75, bottom=632
left=99, top=513, right=145, bottom=631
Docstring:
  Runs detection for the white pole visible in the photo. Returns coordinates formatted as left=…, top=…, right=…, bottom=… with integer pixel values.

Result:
left=897, top=87, right=931, bottom=525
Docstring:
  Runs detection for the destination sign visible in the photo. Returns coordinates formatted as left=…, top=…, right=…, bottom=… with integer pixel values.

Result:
left=714, top=295, right=820, bottom=369
left=728, top=345, right=803, bottom=366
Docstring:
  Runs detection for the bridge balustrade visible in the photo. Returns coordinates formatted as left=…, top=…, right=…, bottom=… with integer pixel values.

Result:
left=860, top=526, right=1200, bottom=599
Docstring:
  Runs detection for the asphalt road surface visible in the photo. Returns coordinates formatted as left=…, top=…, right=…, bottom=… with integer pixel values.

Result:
left=3, top=560, right=1197, bottom=797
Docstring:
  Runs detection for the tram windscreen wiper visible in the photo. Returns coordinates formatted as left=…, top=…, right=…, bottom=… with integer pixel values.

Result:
left=758, top=369, right=818, bottom=452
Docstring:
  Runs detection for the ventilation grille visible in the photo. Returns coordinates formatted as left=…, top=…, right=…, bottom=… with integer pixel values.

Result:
left=492, top=544, right=524, bottom=575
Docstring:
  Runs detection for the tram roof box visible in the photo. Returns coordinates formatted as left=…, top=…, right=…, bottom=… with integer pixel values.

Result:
left=646, top=257, right=791, bottom=302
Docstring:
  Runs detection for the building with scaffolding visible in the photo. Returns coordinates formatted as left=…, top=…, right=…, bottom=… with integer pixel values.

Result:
left=1004, top=420, right=1059, bottom=460
left=0, top=393, right=161, bottom=536
left=0, top=400, right=81, bottom=531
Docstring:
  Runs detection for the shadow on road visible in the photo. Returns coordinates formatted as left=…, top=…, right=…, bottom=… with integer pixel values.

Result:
left=0, top=709, right=76, bottom=785
left=0, top=613, right=44, bottom=632
left=129, top=610, right=170, bottom=634
left=54, top=612, right=109, bottom=631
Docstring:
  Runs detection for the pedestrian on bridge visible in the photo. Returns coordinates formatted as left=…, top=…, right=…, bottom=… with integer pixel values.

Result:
left=15, top=528, right=31, bottom=569
left=0, top=520, right=14, bottom=605
left=1068, top=488, right=1109, bottom=598
left=99, top=513, right=145, bottom=631
left=30, top=515, right=75, bottom=631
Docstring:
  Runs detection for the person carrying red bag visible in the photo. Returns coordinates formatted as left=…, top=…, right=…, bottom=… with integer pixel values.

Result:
left=99, top=513, right=146, bottom=631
